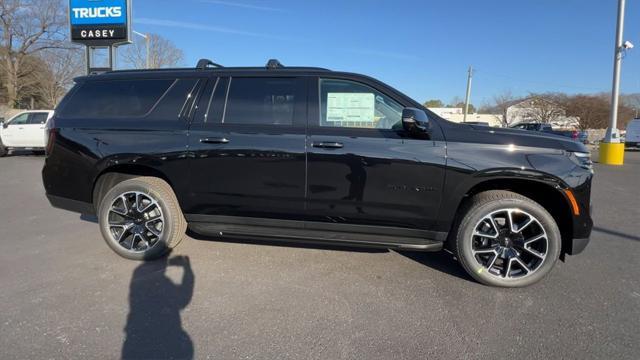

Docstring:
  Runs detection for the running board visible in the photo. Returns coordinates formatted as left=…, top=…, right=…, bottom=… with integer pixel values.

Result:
left=187, top=218, right=444, bottom=252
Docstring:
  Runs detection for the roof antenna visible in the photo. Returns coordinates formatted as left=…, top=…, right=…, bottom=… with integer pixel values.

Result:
left=266, top=59, right=284, bottom=69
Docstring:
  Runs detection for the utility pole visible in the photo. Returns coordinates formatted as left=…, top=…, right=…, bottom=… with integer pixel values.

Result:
left=133, top=31, right=151, bottom=69
left=463, top=65, right=473, bottom=122
left=145, top=34, right=150, bottom=69
left=600, top=0, right=627, bottom=165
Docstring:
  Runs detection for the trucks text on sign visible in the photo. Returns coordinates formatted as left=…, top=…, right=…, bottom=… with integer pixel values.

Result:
left=69, top=0, right=131, bottom=45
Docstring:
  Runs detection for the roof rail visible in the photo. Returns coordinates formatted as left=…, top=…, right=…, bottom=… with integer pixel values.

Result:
left=196, top=58, right=223, bottom=70
left=266, top=59, right=284, bottom=69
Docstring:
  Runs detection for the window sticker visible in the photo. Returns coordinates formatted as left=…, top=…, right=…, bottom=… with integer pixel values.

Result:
left=326, top=92, right=375, bottom=122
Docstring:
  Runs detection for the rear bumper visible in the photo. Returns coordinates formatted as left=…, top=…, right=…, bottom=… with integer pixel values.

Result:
left=46, top=194, right=95, bottom=215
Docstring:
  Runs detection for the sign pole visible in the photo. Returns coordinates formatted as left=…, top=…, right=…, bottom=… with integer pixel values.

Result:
left=85, top=46, right=91, bottom=75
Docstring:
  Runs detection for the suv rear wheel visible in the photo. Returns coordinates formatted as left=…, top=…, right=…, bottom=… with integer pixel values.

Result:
left=97, top=176, right=186, bottom=260
left=452, top=190, right=561, bottom=287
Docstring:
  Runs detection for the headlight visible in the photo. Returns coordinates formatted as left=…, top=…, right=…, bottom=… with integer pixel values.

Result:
left=569, top=151, right=593, bottom=172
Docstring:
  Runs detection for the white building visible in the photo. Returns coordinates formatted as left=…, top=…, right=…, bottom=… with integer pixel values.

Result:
left=428, top=107, right=503, bottom=127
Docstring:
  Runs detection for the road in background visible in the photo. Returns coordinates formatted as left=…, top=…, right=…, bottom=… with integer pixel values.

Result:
left=0, top=151, right=639, bottom=359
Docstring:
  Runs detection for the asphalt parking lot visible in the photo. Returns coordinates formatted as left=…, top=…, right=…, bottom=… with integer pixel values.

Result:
left=1, top=150, right=639, bottom=359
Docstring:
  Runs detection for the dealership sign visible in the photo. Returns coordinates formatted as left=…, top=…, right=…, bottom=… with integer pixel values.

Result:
left=69, top=0, right=132, bottom=46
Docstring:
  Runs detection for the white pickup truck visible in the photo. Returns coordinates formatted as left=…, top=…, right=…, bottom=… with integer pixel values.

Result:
left=0, top=110, right=54, bottom=157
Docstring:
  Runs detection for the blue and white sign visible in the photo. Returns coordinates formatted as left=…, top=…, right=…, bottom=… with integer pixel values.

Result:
left=69, top=0, right=131, bottom=45
left=70, top=0, right=127, bottom=25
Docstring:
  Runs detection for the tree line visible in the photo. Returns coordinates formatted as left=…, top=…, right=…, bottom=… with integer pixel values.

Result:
left=0, top=0, right=184, bottom=110
left=425, top=91, right=639, bottom=130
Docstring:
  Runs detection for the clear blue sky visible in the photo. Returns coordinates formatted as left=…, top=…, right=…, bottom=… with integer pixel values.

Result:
left=129, top=0, right=640, bottom=106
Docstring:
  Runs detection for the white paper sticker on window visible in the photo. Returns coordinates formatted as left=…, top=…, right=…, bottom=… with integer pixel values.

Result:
left=326, top=92, right=375, bottom=122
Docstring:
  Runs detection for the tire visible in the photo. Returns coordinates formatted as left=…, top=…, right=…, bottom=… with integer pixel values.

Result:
left=0, top=138, right=7, bottom=157
left=451, top=190, right=561, bottom=287
left=97, top=176, right=187, bottom=260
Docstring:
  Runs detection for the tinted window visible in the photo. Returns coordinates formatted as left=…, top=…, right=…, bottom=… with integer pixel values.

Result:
left=28, top=113, right=48, bottom=124
left=60, top=79, right=174, bottom=119
left=9, top=113, right=29, bottom=125
left=319, top=79, right=403, bottom=129
left=193, top=77, right=228, bottom=124
left=147, top=79, right=199, bottom=121
left=224, top=77, right=304, bottom=126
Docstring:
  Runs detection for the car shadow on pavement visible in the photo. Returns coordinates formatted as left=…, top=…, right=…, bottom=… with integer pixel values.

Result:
left=396, top=250, right=474, bottom=282
left=122, top=255, right=195, bottom=360
left=80, top=214, right=98, bottom=223
left=593, top=226, right=640, bottom=241
left=187, top=230, right=473, bottom=282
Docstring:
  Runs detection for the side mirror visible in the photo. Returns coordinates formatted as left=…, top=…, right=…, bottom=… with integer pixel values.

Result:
left=402, top=107, right=431, bottom=137
left=0, top=121, right=6, bottom=129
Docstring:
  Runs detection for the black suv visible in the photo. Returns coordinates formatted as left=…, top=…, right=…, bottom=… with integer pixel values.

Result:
left=42, top=59, right=593, bottom=287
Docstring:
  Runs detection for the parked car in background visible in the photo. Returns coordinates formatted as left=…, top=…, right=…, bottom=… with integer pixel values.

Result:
left=509, top=122, right=587, bottom=144
left=625, top=119, right=640, bottom=149
left=0, top=110, right=54, bottom=157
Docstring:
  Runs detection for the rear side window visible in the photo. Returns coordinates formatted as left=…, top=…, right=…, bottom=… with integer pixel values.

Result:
left=223, top=77, right=305, bottom=126
left=28, top=113, right=48, bottom=124
left=60, top=79, right=174, bottom=119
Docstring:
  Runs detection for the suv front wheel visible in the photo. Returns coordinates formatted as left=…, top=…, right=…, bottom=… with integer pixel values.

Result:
left=453, top=190, right=561, bottom=287
left=97, top=176, right=186, bottom=260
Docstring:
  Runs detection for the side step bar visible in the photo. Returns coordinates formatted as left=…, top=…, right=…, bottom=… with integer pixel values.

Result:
left=187, top=217, right=444, bottom=252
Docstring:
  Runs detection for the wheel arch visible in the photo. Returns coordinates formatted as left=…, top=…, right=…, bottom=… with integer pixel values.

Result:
left=449, top=177, right=574, bottom=260
left=92, top=164, right=176, bottom=213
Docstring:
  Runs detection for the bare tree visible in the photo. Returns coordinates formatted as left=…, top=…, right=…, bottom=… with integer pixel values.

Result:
left=621, top=93, right=640, bottom=118
left=32, top=47, right=84, bottom=107
left=0, top=0, right=68, bottom=107
left=489, top=90, right=515, bottom=127
left=562, top=94, right=635, bottom=130
left=122, top=34, right=184, bottom=69
left=523, top=94, right=565, bottom=124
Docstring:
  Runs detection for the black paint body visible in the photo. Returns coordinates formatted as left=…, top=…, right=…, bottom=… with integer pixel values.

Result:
left=42, top=67, right=593, bottom=255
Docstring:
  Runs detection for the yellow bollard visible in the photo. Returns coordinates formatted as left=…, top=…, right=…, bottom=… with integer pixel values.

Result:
left=599, top=142, right=625, bottom=165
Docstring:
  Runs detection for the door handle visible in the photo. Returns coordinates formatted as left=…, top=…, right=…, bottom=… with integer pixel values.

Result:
left=312, top=141, right=344, bottom=149
left=200, top=137, right=230, bottom=144
left=18, top=127, right=24, bottom=130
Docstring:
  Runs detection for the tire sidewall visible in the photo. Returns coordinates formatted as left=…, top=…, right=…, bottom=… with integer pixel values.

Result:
left=0, top=137, right=7, bottom=157
left=457, top=197, right=561, bottom=287
left=98, top=179, right=174, bottom=260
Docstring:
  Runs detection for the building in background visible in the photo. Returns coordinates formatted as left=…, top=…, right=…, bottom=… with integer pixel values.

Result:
left=428, top=107, right=503, bottom=127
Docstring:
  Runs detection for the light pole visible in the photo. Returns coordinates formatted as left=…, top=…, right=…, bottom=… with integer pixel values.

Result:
left=133, top=30, right=151, bottom=69
left=463, top=65, right=473, bottom=122
left=600, top=0, right=629, bottom=165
